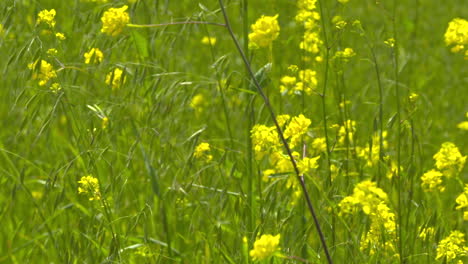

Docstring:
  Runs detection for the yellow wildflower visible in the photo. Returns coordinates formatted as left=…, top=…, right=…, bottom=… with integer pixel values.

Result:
left=279, top=75, right=297, bottom=94
left=433, top=142, right=466, bottom=177
left=101, top=5, right=130, bottom=36
left=248, top=15, right=280, bottom=49
left=284, top=114, right=311, bottom=148
left=458, top=121, right=468, bottom=130
left=49, top=83, right=62, bottom=93
left=84, top=48, right=104, bottom=64
left=46, top=48, right=58, bottom=56
left=78, top=175, right=101, bottom=201
left=276, top=114, right=291, bottom=127
left=300, top=30, right=322, bottom=54
left=334, top=48, right=356, bottom=61
left=190, top=93, right=207, bottom=114
left=444, top=18, right=468, bottom=56
left=55, top=32, right=66, bottom=40
left=201, top=36, right=216, bottom=45
left=105, top=68, right=126, bottom=90
left=193, top=142, right=213, bottom=162
left=384, top=38, right=395, bottom=47
left=28, top=59, right=57, bottom=86
left=436, top=231, right=468, bottom=262
left=249, top=234, right=281, bottom=260
left=332, top=16, right=347, bottom=29
left=251, top=124, right=280, bottom=160
left=37, top=9, right=56, bottom=28
left=312, top=137, right=327, bottom=153
left=421, top=169, right=445, bottom=192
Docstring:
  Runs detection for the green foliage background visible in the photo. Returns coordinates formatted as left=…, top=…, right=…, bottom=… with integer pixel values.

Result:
left=0, top=0, right=466, bottom=263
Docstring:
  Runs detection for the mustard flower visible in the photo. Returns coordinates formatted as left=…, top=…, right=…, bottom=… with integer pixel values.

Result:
left=84, top=48, right=104, bottom=64
left=276, top=114, right=291, bottom=127
left=106, top=68, right=126, bottom=90
left=334, top=47, right=356, bottom=61
left=300, top=31, right=322, bottom=54
left=421, top=169, right=445, bottom=192
left=283, top=114, right=311, bottom=148
left=456, top=185, right=468, bottom=221
left=251, top=124, right=280, bottom=160
left=433, top=142, right=466, bottom=177
left=312, top=137, right=327, bottom=153
left=37, top=9, right=56, bottom=28
left=46, top=48, right=58, bottom=56
left=339, top=180, right=388, bottom=215
left=78, top=175, right=101, bottom=201
left=193, top=142, right=213, bottom=162
left=49, top=83, right=62, bottom=93
left=279, top=75, right=297, bottom=94
left=444, top=18, right=468, bottom=56
left=249, top=234, right=281, bottom=260
left=384, top=38, right=396, bottom=47
left=458, top=121, right=468, bottom=130
left=55, top=32, right=66, bottom=40
left=28, top=59, right=57, bottom=86
left=190, top=93, right=207, bottom=114
left=436, top=231, right=468, bottom=262
left=201, top=36, right=216, bottom=45
left=248, top=15, right=280, bottom=49
left=101, top=5, right=130, bottom=36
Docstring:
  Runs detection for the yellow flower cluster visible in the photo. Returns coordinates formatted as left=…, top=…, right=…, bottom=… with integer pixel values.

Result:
left=457, top=112, right=468, bottom=130
left=251, top=114, right=319, bottom=202
left=190, top=93, right=207, bottom=115
left=248, top=15, right=280, bottom=49
left=455, top=184, right=468, bottom=221
left=193, top=142, right=213, bottom=162
left=296, top=0, right=322, bottom=57
left=106, top=68, right=126, bottom=90
left=201, top=36, right=216, bottom=45
left=28, top=59, right=57, bottom=86
left=334, top=47, right=356, bottom=62
left=101, top=5, right=130, bottom=37
left=37, top=9, right=56, bottom=28
left=84, top=48, right=104, bottom=64
left=78, top=175, right=101, bottom=201
left=421, top=169, right=445, bottom=192
left=279, top=69, right=317, bottom=95
left=433, top=142, right=466, bottom=177
left=421, top=142, right=466, bottom=193
left=339, top=180, right=397, bottom=256
left=444, top=18, right=468, bottom=59
left=284, top=114, right=312, bottom=148
left=436, top=231, right=468, bottom=262
left=249, top=234, right=281, bottom=260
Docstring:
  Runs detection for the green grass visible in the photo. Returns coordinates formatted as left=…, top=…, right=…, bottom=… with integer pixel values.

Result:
left=0, top=0, right=467, bottom=263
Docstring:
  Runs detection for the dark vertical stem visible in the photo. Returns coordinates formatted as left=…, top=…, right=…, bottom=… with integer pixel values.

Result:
left=218, top=1, right=332, bottom=263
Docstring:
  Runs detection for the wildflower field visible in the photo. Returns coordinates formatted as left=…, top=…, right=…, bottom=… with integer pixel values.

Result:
left=1, top=0, right=467, bottom=263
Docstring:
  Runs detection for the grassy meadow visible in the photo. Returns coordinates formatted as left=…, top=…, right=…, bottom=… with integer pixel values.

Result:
left=0, top=0, right=467, bottom=263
